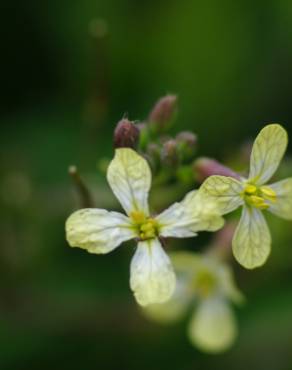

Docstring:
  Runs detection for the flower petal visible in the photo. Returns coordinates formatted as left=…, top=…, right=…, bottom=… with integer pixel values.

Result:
left=171, top=251, right=202, bottom=273
left=199, top=175, right=244, bottom=215
left=173, top=253, right=244, bottom=304
left=232, top=206, right=271, bottom=269
left=130, top=239, right=176, bottom=306
left=156, top=190, right=225, bottom=238
left=141, top=276, right=191, bottom=323
left=188, top=298, right=237, bottom=353
left=268, top=178, right=292, bottom=220
left=107, top=148, right=151, bottom=215
left=249, top=124, right=288, bottom=185
left=66, top=208, right=135, bottom=254
left=219, top=265, right=245, bottom=304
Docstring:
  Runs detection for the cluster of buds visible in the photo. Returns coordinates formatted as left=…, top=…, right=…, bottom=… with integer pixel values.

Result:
left=113, top=95, right=240, bottom=188
left=113, top=95, right=198, bottom=184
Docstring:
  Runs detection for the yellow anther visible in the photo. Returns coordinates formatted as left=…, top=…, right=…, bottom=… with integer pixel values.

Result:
left=249, top=195, right=269, bottom=210
left=243, top=183, right=272, bottom=210
left=244, top=184, right=257, bottom=195
left=261, top=186, right=277, bottom=202
left=130, top=212, right=159, bottom=240
left=140, top=221, right=153, bottom=232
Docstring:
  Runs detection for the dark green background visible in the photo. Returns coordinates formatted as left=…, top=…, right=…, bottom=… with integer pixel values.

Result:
left=1, top=1, right=292, bottom=369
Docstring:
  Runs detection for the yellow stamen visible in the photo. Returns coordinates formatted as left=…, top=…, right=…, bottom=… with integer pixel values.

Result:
left=130, top=211, right=159, bottom=240
left=249, top=195, right=269, bottom=210
left=244, top=184, right=257, bottom=195
left=243, top=183, right=273, bottom=210
left=261, top=186, right=277, bottom=203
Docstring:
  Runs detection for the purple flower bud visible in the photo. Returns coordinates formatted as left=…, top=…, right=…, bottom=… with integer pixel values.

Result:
left=176, top=131, right=197, bottom=161
left=161, top=139, right=179, bottom=167
left=176, top=131, right=197, bottom=146
left=148, top=95, right=178, bottom=133
left=194, top=157, right=241, bottom=183
left=114, top=118, right=140, bottom=149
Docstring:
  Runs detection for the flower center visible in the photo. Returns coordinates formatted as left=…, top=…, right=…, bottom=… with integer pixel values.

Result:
left=242, top=184, right=277, bottom=210
left=130, top=211, right=159, bottom=240
left=192, top=269, right=217, bottom=298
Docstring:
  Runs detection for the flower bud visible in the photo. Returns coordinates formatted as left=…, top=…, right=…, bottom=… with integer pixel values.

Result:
left=146, top=143, right=161, bottom=171
left=194, top=157, right=241, bottom=183
left=176, top=131, right=197, bottom=161
left=161, top=139, right=179, bottom=167
left=114, top=118, right=140, bottom=149
left=148, top=95, right=178, bottom=133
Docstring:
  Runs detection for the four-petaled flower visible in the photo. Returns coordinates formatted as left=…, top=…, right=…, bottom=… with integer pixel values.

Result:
left=200, top=124, right=292, bottom=269
left=66, top=148, right=224, bottom=306
left=143, top=252, right=243, bottom=353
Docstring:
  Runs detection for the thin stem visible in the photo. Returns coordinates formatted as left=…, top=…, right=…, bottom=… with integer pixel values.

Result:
left=68, top=166, right=95, bottom=208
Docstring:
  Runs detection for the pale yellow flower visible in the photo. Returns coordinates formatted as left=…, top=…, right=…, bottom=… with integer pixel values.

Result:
left=143, top=252, right=243, bottom=353
left=66, top=148, right=224, bottom=306
left=200, top=124, right=292, bottom=269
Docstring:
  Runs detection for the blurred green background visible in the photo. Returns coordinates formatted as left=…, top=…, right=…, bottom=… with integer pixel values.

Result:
left=1, top=1, right=292, bottom=369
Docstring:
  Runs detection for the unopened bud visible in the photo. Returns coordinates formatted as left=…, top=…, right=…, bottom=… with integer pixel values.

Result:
left=114, top=118, right=140, bottom=149
left=146, top=143, right=161, bottom=171
left=148, top=95, right=178, bottom=133
left=161, top=139, right=179, bottom=167
left=194, top=157, right=241, bottom=183
left=176, top=131, right=197, bottom=161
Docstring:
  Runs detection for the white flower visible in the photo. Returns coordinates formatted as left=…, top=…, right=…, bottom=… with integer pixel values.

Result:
left=66, top=148, right=224, bottom=306
left=143, top=252, right=243, bottom=353
left=200, top=124, right=292, bottom=269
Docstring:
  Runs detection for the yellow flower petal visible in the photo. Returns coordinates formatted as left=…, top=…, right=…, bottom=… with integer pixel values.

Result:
left=232, top=206, right=271, bottom=269
left=188, top=298, right=237, bottom=353
left=130, top=239, right=176, bottom=306
left=156, top=190, right=224, bottom=238
left=249, top=124, right=288, bottom=185
left=268, top=178, right=292, bottom=220
left=65, top=208, right=135, bottom=254
left=107, top=148, right=151, bottom=216
left=199, top=175, right=244, bottom=215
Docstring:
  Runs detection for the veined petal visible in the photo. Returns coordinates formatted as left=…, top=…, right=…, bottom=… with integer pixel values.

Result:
left=156, top=190, right=225, bottom=238
left=268, top=178, right=292, bottom=220
left=188, top=297, right=237, bottom=353
left=232, top=206, right=271, bottom=269
left=107, top=148, right=151, bottom=215
left=130, top=239, right=176, bottom=306
left=249, top=124, right=288, bottom=185
left=199, top=176, right=244, bottom=215
left=155, top=199, right=198, bottom=238
left=66, top=208, right=135, bottom=254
